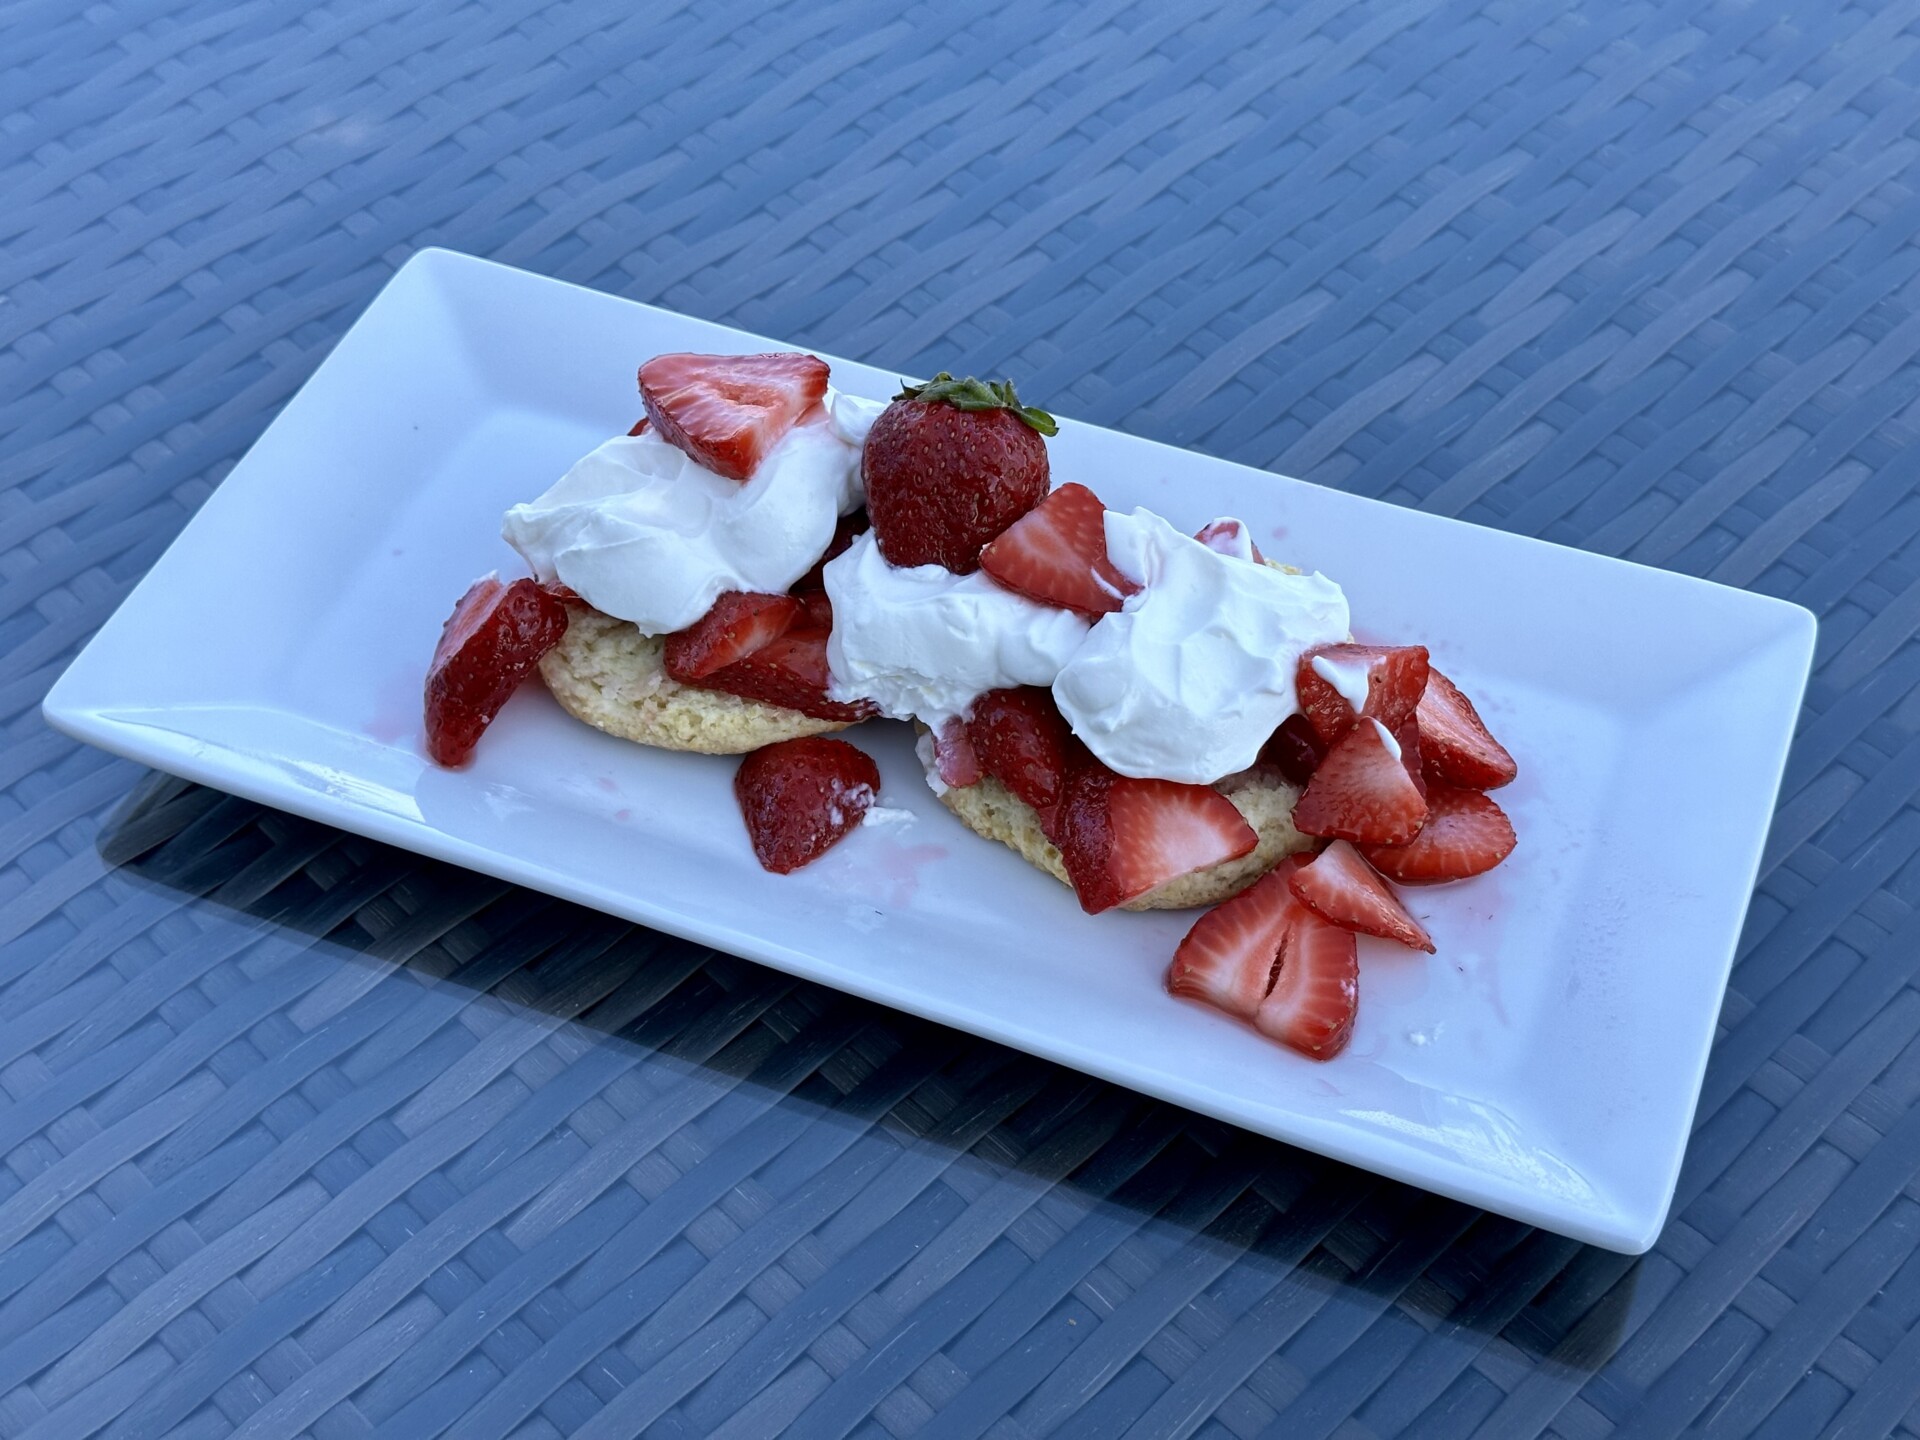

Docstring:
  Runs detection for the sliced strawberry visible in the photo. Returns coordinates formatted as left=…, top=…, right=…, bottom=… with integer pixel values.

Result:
left=1289, top=840, right=1433, bottom=952
left=792, top=587, right=835, bottom=632
left=978, top=482, right=1140, bottom=617
left=794, top=510, right=870, bottom=592
left=694, top=628, right=877, bottom=723
left=966, top=687, right=1074, bottom=810
left=1292, top=719, right=1428, bottom=846
left=1396, top=717, right=1426, bottom=800
left=1417, top=668, right=1517, bottom=790
left=1258, top=714, right=1327, bottom=786
left=1053, top=766, right=1256, bottom=914
left=1166, top=858, right=1307, bottom=1018
left=639, top=352, right=829, bottom=481
left=1193, top=518, right=1266, bottom=565
left=424, top=575, right=569, bottom=767
left=1295, top=643, right=1431, bottom=746
left=662, top=591, right=802, bottom=681
left=1362, top=786, right=1516, bottom=882
left=627, top=417, right=651, bottom=437
left=734, top=737, right=880, bottom=873
left=1255, top=908, right=1358, bottom=1060
left=933, top=716, right=984, bottom=788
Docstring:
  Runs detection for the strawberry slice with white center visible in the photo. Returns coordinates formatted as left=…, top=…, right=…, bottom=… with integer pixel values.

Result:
left=1289, top=840, right=1433, bottom=952
left=1166, top=857, right=1307, bottom=1018
left=1292, top=718, right=1428, bottom=846
left=662, top=591, right=803, bottom=681
left=638, top=352, right=829, bottom=481
left=1295, top=643, right=1431, bottom=746
left=1052, top=765, right=1257, bottom=914
left=1193, top=518, right=1266, bottom=564
left=978, top=482, right=1141, bottom=617
left=424, top=575, right=570, bottom=767
left=1254, top=907, right=1358, bottom=1059
left=1416, top=667, right=1517, bottom=790
left=932, top=716, right=984, bottom=788
left=1362, top=785, right=1516, bottom=882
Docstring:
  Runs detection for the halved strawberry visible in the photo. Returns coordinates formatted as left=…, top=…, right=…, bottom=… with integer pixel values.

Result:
left=1289, top=840, right=1433, bottom=952
left=966, top=686, right=1073, bottom=810
left=662, top=591, right=802, bottom=681
left=1166, top=857, right=1307, bottom=1018
left=1193, top=518, right=1266, bottom=565
left=1255, top=908, right=1358, bottom=1060
left=1292, top=719, right=1428, bottom=846
left=1362, top=786, right=1516, bottom=882
left=1417, top=668, right=1517, bottom=790
left=978, top=483, right=1140, bottom=617
left=1295, top=644, right=1431, bottom=745
left=933, top=717, right=983, bottom=788
left=639, top=352, right=829, bottom=481
left=794, top=510, right=870, bottom=592
left=1053, top=766, right=1257, bottom=914
left=1258, top=714, right=1327, bottom=786
left=735, top=737, right=880, bottom=873
left=424, top=575, right=570, bottom=767
left=693, top=628, right=877, bottom=723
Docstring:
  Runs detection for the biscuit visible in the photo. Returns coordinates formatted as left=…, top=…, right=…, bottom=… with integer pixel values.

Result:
left=539, top=604, right=848, bottom=753
left=933, top=761, right=1314, bottom=911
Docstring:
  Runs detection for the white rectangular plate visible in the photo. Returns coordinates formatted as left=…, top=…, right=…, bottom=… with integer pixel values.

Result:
left=44, top=249, right=1816, bottom=1252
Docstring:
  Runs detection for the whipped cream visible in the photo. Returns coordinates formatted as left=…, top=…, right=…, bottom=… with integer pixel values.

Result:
left=1052, top=508, right=1349, bottom=783
left=823, top=531, right=1091, bottom=723
left=502, top=408, right=864, bottom=634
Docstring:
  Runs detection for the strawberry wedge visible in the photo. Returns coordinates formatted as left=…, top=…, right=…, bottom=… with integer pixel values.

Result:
left=966, top=687, right=1074, bottom=810
left=1289, top=840, right=1433, bottom=951
left=1292, top=718, right=1428, bottom=846
left=1255, top=908, right=1358, bottom=1059
left=663, top=591, right=802, bottom=681
left=1363, top=786, right=1516, bottom=882
left=639, top=352, right=829, bottom=481
left=735, top=737, right=879, bottom=874
left=1295, top=643, right=1431, bottom=746
left=1417, top=667, right=1517, bottom=790
left=1052, top=766, right=1256, bottom=914
left=424, top=575, right=570, bottom=766
left=979, top=482, right=1140, bottom=617
left=694, top=628, right=878, bottom=723
left=932, top=717, right=984, bottom=788
left=1167, top=858, right=1307, bottom=1017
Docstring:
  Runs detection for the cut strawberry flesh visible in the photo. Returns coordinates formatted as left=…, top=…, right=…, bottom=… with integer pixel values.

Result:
left=734, top=737, right=880, bottom=873
left=1289, top=840, right=1433, bottom=952
left=692, top=628, right=877, bottom=723
left=1295, top=643, right=1431, bottom=746
left=424, top=575, right=569, bottom=767
left=966, top=686, right=1073, bottom=810
left=1362, top=786, right=1516, bottom=883
left=662, top=591, right=802, bottom=681
left=1053, top=765, right=1257, bottom=914
left=1166, top=857, right=1307, bottom=1018
left=1193, top=518, right=1266, bottom=565
left=1293, top=718, right=1428, bottom=846
left=978, top=482, right=1140, bottom=618
left=1417, top=667, right=1517, bottom=790
left=933, top=717, right=984, bottom=789
left=1258, top=714, right=1327, bottom=786
left=792, top=587, right=835, bottom=632
left=627, top=417, right=651, bottom=437
left=1255, top=908, right=1358, bottom=1059
left=639, top=351, right=829, bottom=481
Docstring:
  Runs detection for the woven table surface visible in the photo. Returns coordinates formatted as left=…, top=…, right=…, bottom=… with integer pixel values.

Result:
left=6, top=0, right=1920, bottom=1435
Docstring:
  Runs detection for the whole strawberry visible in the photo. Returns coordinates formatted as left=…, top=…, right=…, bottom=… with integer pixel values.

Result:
left=862, top=373, right=1057, bottom=573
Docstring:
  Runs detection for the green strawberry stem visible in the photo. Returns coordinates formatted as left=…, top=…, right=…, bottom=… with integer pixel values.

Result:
left=895, top=372, right=1059, bottom=436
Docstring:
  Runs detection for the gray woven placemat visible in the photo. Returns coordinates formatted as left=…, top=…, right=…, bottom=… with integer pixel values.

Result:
left=6, top=0, right=1919, bottom=1435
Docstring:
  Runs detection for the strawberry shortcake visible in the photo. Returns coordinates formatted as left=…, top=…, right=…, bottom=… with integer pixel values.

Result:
left=424, top=350, right=1519, bottom=1060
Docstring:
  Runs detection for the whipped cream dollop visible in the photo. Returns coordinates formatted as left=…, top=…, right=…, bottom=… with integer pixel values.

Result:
left=501, top=400, right=877, bottom=635
left=1052, top=508, right=1349, bottom=783
left=823, top=531, right=1091, bottom=723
